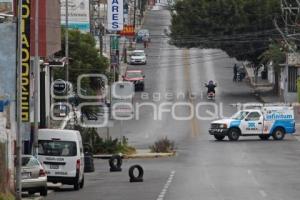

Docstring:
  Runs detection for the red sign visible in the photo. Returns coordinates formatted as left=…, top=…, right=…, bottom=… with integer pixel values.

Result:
left=119, top=25, right=135, bottom=36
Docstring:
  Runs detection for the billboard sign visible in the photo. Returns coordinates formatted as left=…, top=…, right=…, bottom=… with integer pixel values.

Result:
left=119, top=25, right=135, bottom=36
left=107, top=0, right=123, bottom=31
left=61, top=0, right=90, bottom=32
left=21, top=0, right=31, bottom=122
left=0, top=0, right=12, bottom=14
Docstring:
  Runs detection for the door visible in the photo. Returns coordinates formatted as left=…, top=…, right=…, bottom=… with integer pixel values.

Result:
left=240, top=111, right=263, bottom=134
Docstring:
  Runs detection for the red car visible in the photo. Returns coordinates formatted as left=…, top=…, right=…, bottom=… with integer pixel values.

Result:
left=123, top=70, right=145, bottom=91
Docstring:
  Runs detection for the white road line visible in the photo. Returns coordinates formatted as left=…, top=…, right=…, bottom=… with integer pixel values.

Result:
left=156, top=171, right=176, bottom=200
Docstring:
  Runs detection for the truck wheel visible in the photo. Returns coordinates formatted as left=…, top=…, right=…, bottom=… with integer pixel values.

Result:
left=259, top=135, right=270, bottom=140
left=214, top=135, right=225, bottom=141
left=74, top=180, right=80, bottom=191
left=228, top=128, right=240, bottom=141
left=80, top=175, right=84, bottom=189
left=272, top=128, right=285, bottom=140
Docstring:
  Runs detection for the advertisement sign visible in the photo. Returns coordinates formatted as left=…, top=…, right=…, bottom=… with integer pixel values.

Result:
left=107, top=0, right=123, bottom=31
left=21, top=0, right=31, bottom=122
left=0, top=0, right=12, bottom=14
left=119, top=25, right=135, bottom=36
left=61, top=0, right=90, bottom=32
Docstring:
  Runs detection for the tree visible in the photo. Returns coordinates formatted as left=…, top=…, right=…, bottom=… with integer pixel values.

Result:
left=169, top=0, right=282, bottom=64
left=54, top=29, right=109, bottom=88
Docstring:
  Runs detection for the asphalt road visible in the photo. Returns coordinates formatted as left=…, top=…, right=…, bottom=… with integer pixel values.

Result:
left=47, top=3, right=300, bottom=200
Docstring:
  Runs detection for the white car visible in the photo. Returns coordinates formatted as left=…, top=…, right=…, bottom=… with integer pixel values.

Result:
left=130, top=50, right=147, bottom=65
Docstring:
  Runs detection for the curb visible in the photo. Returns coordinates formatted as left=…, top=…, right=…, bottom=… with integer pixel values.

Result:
left=93, top=151, right=176, bottom=159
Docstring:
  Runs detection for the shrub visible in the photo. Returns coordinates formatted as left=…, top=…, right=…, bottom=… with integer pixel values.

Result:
left=0, top=192, right=15, bottom=200
left=150, top=137, right=175, bottom=153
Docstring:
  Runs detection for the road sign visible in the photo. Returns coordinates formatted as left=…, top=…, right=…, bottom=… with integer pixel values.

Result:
left=53, top=79, right=67, bottom=94
left=110, top=35, right=119, bottom=50
left=119, top=25, right=135, bottom=36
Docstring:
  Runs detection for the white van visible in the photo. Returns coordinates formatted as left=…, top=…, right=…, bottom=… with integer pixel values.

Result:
left=38, top=129, right=84, bottom=190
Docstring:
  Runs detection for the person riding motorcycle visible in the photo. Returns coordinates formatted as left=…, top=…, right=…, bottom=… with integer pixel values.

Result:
left=205, top=80, right=217, bottom=94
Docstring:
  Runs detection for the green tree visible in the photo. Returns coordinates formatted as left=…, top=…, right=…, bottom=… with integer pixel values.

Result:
left=170, top=0, right=282, bottom=64
left=54, top=29, right=109, bottom=87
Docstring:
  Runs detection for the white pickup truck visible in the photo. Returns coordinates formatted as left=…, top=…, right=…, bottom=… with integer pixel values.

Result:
left=209, top=106, right=296, bottom=141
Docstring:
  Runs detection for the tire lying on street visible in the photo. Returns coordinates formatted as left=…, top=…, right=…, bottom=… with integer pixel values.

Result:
left=227, top=128, right=240, bottom=141
left=109, top=155, right=122, bottom=172
left=129, top=165, right=144, bottom=182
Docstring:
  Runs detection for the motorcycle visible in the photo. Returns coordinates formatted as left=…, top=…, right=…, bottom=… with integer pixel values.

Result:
left=204, top=82, right=217, bottom=100
left=207, top=91, right=215, bottom=100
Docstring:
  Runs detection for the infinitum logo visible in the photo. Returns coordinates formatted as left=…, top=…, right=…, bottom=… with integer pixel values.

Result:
left=265, top=112, right=293, bottom=120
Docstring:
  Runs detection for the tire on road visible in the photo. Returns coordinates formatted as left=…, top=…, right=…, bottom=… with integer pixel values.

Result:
left=259, top=135, right=270, bottom=140
left=214, top=135, right=225, bottom=141
left=228, top=128, right=240, bottom=141
left=129, top=165, right=144, bottom=182
left=272, top=128, right=285, bottom=140
left=109, top=155, right=122, bottom=172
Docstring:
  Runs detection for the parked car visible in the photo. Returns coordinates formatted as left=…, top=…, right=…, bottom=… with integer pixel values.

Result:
left=123, top=70, right=145, bottom=91
left=129, top=50, right=147, bottom=65
left=21, top=155, right=47, bottom=196
left=38, top=129, right=85, bottom=191
left=136, top=29, right=150, bottom=43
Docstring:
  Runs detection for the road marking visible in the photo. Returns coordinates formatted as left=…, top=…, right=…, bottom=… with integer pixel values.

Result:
left=156, top=171, right=176, bottom=200
left=183, top=49, right=200, bottom=137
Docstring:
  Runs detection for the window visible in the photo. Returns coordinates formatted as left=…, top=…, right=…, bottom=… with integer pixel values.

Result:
left=22, top=157, right=40, bottom=167
left=246, top=112, right=261, bottom=121
left=288, top=66, right=298, bottom=92
left=38, top=140, right=77, bottom=157
left=231, top=111, right=249, bottom=120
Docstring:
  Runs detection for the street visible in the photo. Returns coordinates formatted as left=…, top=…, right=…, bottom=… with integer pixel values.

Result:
left=47, top=4, right=300, bottom=200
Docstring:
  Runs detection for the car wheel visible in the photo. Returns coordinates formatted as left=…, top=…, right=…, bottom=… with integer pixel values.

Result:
left=141, top=84, right=144, bottom=91
left=259, top=135, right=270, bottom=140
left=272, top=128, right=285, bottom=140
left=74, top=180, right=80, bottom=191
left=228, top=128, right=240, bottom=141
left=80, top=175, right=84, bottom=189
left=40, top=187, right=47, bottom=196
left=214, top=135, right=225, bottom=141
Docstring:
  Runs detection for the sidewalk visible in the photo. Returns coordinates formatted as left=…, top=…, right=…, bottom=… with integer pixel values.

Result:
left=94, top=149, right=176, bottom=159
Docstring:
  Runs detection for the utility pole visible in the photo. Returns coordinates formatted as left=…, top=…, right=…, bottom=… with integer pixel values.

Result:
left=133, top=0, right=136, bottom=28
left=16, top=0, right=23, bottom=199
left=33, top=0, right=39, bottom=156
left=90, top=0, right=104, bottom=56
left=65, top=0, right=69, bottom=86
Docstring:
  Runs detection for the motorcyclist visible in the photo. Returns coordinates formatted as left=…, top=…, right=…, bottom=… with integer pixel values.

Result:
left=205, top=80, right=217, bottom=94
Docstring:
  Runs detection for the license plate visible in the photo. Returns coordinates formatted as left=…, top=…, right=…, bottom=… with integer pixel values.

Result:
left=21, top=172, right=31, bottom=178
left=50, top=164, right=59, bottom=169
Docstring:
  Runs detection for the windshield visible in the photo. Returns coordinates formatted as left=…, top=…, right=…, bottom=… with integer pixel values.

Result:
left=38, top=140, right=77, bottom=157
left=126, top=72, right=143, bottom=78
left=131, top=52, right=145, bottom=57
left=231, top=111, right=249, bottom=120
left=138, top=30, right=149, bottom=36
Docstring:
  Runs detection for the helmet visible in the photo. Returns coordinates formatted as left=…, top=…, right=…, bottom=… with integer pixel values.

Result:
left=208, top=80, right=214, bottom=84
